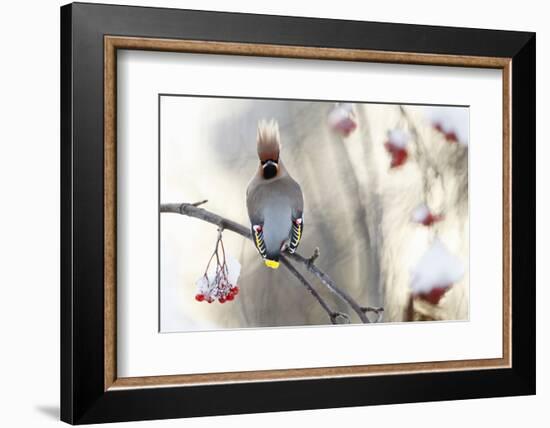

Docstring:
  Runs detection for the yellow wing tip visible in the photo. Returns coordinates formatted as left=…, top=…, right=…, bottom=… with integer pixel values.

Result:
left=264, top=259, right=280, bottom=269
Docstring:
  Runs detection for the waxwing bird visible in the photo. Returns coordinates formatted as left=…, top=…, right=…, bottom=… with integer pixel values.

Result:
left=246, top=120, right=304, bottom=269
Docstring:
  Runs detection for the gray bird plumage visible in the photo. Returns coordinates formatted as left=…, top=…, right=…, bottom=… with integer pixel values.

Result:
left=246, top=120, right=304, bottom=269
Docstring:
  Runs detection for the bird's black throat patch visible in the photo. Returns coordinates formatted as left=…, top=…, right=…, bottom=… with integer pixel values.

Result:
left=262, top=163, right=278, bottom=179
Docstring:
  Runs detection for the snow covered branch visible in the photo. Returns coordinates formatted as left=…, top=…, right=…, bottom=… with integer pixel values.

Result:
left=161, top=201, right=380, bottom=324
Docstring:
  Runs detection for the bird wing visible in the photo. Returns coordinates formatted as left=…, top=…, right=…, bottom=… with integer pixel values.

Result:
left=246, top=176, right=264, bottom=225
left=252, top=225, right=267, bottom=259
left=287, top=217, right=303, bottom=254
left=287, top=177, right=304, bottom=219
left=247, top=178, right=267, bottom=259
left=286, top=177, right=304, bottom=254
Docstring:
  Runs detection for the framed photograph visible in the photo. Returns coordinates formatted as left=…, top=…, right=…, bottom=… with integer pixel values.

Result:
left=60, top=2, right=535, bottom=424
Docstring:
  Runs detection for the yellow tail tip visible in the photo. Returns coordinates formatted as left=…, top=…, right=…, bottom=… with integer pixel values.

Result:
left=264, top=259, right=280, bottom=269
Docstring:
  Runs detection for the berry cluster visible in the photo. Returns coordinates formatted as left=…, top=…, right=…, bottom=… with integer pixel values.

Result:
left=433, top=122, right=458, bottom=143
left=194, top=230, right=242, bottom=305
left=195, top=286, right=239, bottom=304
left=415, top=285, right=450, bottom=305
left=411, top=203, right=444, bottom=227
left=327, top=103, right=358, bottom=137
left=384, top=129, right=410, bottom=169
left=410, top=238, right=464, bottom=306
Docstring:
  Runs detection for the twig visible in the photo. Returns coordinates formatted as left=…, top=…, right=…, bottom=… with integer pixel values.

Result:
left=361, top=306, right=384, bottom=323
left=162, top=202, right=252, bottom=238
left=286, top=251, right=370, bottom=323
left=398, top=105, right=446, bottom=200
left=329, top=120, right=380, bottom=315
left=308, top=247, right=320, bottom=265
left=404, top=295, right=415, bottom=322
left=280, top=258, right=349, bottom=325
left=161, top=202, right=375, bottom=323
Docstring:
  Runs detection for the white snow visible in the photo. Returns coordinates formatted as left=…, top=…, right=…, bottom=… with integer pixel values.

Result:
left=411, top=203, right=430, bottom=223
left=226, top=254, right=241, bottom=286
left=195, top=275, right=211, bottom=296
left=327, top=103, right=354, bottom=126
left=418, top=106, right=469, bottom=146
left=339, top=103, right=354, bottom=113
left=410, top=238, right=465, bottom=294
left=387, top=129, right=410, bottom=148
left=195, top=254, right=241, bottom=298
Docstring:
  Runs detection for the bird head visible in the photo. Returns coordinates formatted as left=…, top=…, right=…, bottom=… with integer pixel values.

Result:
left=257, top=120, right=281, bottom=180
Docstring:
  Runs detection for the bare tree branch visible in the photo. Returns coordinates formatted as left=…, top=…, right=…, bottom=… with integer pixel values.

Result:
left=361, top=306, right=384, bottom=323
left=279, top=258, right=350, bottom=325
left=404, top=295, right=415, bottom=322
left=286, top=251, right=370, bottom=323
left=398, top=105, right=446, bottom=201
left=308, top=247, right=320, bottom=264
left=162, top=202, right=251, bottom=237
left=161, top=201, right=376, bottom=323
left=191, top=199, right=208, bottom=207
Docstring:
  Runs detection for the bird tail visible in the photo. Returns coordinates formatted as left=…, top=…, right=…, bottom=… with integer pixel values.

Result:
left=264, top=259, right=280, bottom=269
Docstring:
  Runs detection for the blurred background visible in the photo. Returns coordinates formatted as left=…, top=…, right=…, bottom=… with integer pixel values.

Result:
left=160, top=96, right=469, bottom=332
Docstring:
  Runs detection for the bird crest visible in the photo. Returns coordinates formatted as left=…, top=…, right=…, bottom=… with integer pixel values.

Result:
left=257, top=119, right=281, bottom=162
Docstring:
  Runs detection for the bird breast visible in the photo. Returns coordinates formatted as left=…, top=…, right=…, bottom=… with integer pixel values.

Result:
left=262, top=197, right=292, bottom=257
